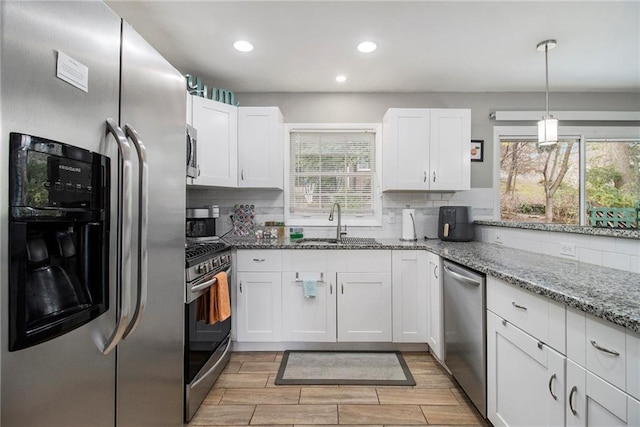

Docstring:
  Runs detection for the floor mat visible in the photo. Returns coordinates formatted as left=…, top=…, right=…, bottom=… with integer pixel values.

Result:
left=274, top=350, right=416, bottom=386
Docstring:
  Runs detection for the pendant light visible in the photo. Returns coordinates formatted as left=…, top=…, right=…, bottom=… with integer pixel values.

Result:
left=537, top=39, right=558, bottom=147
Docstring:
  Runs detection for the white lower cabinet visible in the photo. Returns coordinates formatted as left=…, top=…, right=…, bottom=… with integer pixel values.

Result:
left=281, top=271, right=335, bottom=342
left=392, top=250, right=428, bottom=343
left=427, top=252, right=443, bottom=360
left=235, top=272, right=282, bottom=342
left=337, top=272, right=392, bottom=342
left=487, top=311, right=566, bottom=427
left=567, top=360, right=640, bottom=427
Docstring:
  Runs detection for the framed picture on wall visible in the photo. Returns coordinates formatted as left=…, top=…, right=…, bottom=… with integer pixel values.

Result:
left=470, top=140, right=484, bottom=162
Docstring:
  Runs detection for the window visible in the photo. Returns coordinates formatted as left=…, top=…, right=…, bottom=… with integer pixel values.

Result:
left=496, top=126, right=640, bottom=226
left=285, top=124, right=382, bottom=226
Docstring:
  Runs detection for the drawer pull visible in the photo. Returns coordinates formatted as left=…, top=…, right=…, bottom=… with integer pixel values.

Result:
left=548, top=374, right=558, bottom=400
left=590, top=340, right=620, bottom=356
left=502, top=319, right=507, bottom=326
left=252, top=258, right=266, bottom=262
left=569, top=386, right=578, bottom=415
left=537, top=341, right=543, bottom=350
left=512, top=301, right=527, bottom=310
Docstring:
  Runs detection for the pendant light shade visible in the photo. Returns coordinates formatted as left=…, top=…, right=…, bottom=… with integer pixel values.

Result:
left=537, top=39, right=558, bottom=147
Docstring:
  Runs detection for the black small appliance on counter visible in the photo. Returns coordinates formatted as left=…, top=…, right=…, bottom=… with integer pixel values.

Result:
left=438, top=206, right=475, bottom=242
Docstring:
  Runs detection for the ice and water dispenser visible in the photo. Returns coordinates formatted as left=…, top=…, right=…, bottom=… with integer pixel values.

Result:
left=8, top=133, right=110, bottom=350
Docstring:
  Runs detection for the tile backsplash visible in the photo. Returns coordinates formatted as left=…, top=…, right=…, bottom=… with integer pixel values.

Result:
left=187, top=187, right=495, bottom=240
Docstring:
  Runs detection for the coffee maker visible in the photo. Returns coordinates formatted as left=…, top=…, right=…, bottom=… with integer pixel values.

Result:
left=186, top=205, right=219, bottom=241
left=8, top=133, right=110, bottom=351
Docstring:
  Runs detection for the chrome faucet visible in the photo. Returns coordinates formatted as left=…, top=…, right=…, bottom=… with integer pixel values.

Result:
left=328, top=202, right=347, bottom=243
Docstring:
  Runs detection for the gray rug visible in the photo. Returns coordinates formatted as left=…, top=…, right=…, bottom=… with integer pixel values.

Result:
left=274, top=351, right=416, bottom=386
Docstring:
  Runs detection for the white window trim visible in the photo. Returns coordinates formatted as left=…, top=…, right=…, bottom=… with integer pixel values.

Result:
left=493, top=125, right=640, bottom=222
left=284, top=122, right=383, bottom=227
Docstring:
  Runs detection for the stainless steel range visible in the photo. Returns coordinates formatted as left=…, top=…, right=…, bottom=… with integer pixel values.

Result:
left=184, top=241, right=232, bottom=422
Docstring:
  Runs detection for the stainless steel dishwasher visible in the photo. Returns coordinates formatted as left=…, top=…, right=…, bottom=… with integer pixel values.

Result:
left=443, top=260, right=486, bottom=418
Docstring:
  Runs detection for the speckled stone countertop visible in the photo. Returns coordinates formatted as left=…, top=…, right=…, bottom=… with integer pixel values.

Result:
left=226, top=237, right=640, bottom=333
left=476, top=220, right=640, bottom=240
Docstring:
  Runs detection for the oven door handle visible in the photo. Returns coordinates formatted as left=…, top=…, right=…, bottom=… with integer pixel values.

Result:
left=191, top=338, right=232, bottom=388
left=191, top=266, right=232, bottom=293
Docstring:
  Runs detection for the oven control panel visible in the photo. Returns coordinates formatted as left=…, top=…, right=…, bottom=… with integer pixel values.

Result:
left=186, top=252, right=231, bottom=283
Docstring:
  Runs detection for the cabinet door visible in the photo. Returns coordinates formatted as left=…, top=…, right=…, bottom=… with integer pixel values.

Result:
left=382, top=108, right=430, bottom=191
left=238, top=106, right=283, bottom=189
left=190, top=95, right=238, bottom=187
left=235, top=272, right=281, bottom=342
left=281, top=271, right=336, bottom=342
left=567, top=360, right=639, bottom=427
left=487, top=312, right=565, bottom=427
left=429, top=109, right=470, bottom=191
left=337, top=272, right=392, bottom=341
left=427, top=252, right=444, bottom=361
left=392, top=251, right=428, bottom=343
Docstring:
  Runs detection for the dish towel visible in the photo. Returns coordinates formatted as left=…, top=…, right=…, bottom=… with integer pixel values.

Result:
left=209, top=271, right=231, bottom=324
left=303, top=279, right=317, bottom=299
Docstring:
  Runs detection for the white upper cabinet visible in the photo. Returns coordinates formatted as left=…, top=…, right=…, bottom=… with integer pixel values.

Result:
left=188, top=95, right=238, bottom=187
left=382, top=108, right=470, bottom=191
left=429, top=109, right=471, bottom=191
left=238, top=106, right=284, bottom=189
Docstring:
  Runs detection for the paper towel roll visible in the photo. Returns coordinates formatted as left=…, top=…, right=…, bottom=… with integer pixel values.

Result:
left=401, top=208, right=417, bottom=241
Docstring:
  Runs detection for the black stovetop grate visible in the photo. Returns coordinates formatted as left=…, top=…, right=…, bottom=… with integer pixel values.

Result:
left=185, top=241, right=229, bottom=266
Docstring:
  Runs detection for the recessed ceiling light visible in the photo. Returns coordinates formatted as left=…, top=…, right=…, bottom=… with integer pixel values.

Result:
left=233, top=40, right=254, bottom=52
left=357, top=41, right=377, bottom=53
left=335, top=75, right=347, bottom=83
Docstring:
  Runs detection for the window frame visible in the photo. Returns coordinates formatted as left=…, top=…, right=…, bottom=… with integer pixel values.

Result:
left=493, top=125, right=640, bottom=225
left=284, top=122, right=383, bottom=227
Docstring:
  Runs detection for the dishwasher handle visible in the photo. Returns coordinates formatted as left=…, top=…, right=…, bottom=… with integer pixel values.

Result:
left=443, top=264, right=482, bottom=287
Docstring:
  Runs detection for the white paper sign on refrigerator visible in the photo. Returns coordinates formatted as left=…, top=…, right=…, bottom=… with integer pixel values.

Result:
left=56, top=51, right=88, bottom=92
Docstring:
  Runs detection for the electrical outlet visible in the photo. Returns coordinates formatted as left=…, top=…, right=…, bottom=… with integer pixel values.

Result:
left=494, top=233, right=504, bottom=245
left=387, top=211, right=396, bottom=224
left=560, top=242, right=576, bottom=257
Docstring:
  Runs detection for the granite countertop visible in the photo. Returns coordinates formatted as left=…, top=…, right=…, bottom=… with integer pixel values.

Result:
left=226, top=236, right=640, bottom=333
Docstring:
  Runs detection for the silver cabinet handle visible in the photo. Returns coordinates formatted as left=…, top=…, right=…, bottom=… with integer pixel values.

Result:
left=502, top=319, right=507, bottom=326
left=548, top=374, right=558, bottom=400
left=102, top=118, right=133, bottom=355
left=423, top=171, right=427, bottom=182
left=512, top=301, right=528, bottom=310
left=330, top=284, right=333, bottom=294
left=434, top=265, right=438, bottom=279
left=241, top=169, right=244, bottom=180
left=122, top=123, right=148, bottom=341
left=432, top=171, right=436, bottom=183
left=590, top=340, right=620, bottom=356
left=443, top=264, right=481, bottom=286
left=569, top=385, right=578, bottom=415
left=341, top=284, right=344, bottom=294
left=252, top=258, right=265, bottom=262
left=239, top=281, right=243, bottom=293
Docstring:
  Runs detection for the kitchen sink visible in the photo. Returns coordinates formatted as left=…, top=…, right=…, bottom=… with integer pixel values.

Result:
left=293, top=237, right=380, bottom=246
left=293, top=238, right=340, bottom=245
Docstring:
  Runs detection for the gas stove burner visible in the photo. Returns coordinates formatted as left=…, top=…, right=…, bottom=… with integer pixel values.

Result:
left=185, top=241, right=229, bottom=267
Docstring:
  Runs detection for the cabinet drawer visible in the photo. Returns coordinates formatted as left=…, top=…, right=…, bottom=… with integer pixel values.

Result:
left=282, top=250, right=327, bottom=271
left=586, top=314, right=627, bottom=392
left=487, top=276, right=565, bottom=352
left=567, top=307, right=628, bottom=393
left=236, top=250, right=282, bottom=271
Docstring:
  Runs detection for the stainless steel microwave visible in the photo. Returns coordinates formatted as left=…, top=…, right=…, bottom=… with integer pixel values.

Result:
left=186, top=124, right=198, bottom=178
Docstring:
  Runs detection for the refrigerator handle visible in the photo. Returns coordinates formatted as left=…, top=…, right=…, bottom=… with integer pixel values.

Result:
left=102, top=118, right=133, bottom=355
left=122, top=123, right=149, bottom=340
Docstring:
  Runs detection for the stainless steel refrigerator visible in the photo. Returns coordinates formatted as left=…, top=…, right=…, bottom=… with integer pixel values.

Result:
left=0, top=2, right=186, bottom=425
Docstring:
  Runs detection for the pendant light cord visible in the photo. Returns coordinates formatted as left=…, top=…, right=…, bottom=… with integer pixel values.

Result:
left=545, top=43, right=550, bottom=118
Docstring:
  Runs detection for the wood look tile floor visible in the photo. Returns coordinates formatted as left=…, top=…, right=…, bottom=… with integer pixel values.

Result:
left=188, top=352, right=489, bottom=426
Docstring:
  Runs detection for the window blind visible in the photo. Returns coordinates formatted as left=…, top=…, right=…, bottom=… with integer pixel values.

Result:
left=289, top=130, right=375, bottom=216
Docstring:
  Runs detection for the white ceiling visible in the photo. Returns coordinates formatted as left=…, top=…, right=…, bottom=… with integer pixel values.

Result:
left=106, top=1, right=640, bottom=93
